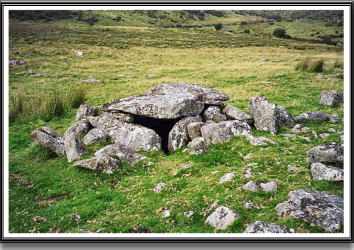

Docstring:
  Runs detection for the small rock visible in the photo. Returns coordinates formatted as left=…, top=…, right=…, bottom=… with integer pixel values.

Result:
left=340, top=135, right=344, bottom=143
left=222, top=104, right=253, bottom=124
left=147, top=162, right=154, bottom=166
left=306, top=142, right=343, bottom=165
left=242, top=181, right=258, bottom=192
left=33, top=216, right=47, bottom=222
left=153, top=183, right=166, bottom=193
left=291, top=124, right=310, bottom=133
left=187, top=137, right=210, bottom=155
left=260, top=181, right=277, bottom=192
left=303, top=137, right=311, bottom=142
left=259, top=57, right=268, bottom=61
left=319, top=133, right=329, bottom=138
left=147, top=74, right=154, bottom=78
left=338, top=130, right=344, bottom=134
left=311, top=162, right=344, bottom=181
left=247, top=163, right=257, bottom=167
left=312, top=130, right=318, bottom=138
left=204, top=200, right=219, bottom=215
left=205, top=206, right=239, bottom=230
left=83, top=78, right=100, bottom=83
left=73, top=154, right=120, bottom=174
left=211, top=171, right=218, bottom=175
left=218, top=172, right=235, bottom=184
left=243, top=221, right=294, bottom=233
left=328, top=128, right=336, bottom=133
left=294, top=111, right=329, bottom=122
left=28, top=70, right=35, bottom=75
left=163, top=210, right=170, bottom=218
left=287, top=165, right=299, bottom=171
left=330, top=115, right=341, bottom=123
left=281, top=134, right=295, bottom=137
left=184, top=211, right=194, bottom=217
left=31, top=73, right=41, bottom=77
left=243, top=203, right=260, bottom=209
left=243, top=153, right=252, bottom=159
left=249, top=137, right=276, bottom=146
left=319, top=90, right=343, bottom=106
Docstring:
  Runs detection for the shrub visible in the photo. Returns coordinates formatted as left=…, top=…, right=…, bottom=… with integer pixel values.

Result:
left=214, top=23, right=223, bottom=31
left=273, top=28, right=292, bottom=39
left=295, top=57, right=324, bottom=72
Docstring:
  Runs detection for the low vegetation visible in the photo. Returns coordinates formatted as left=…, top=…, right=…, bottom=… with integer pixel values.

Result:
left=8, top=10, right=344, bottom=234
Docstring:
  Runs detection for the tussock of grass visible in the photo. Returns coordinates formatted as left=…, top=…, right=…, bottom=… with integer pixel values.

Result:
left=295, top=57, right=324, bottom=72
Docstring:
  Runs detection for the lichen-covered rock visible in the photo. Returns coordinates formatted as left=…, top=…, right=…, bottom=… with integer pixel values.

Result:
left=153, top=182, right=166, bottom=193
left=187, top=137, right=210, bottom=155
left=275, top=189, right=343, bottom=232
left=64, top=132, right=89, bottom=162
left=106, top=122, right=161, bottom=152
left=187, top=122, right=204, bottom=140
left=168, top=116, right=202, bottom=152
left=96, top=112, right=134, bottom=130
left=82, top=128, right=107, bottom=145
left=30, top=127, right=65, bottom=156
left=275, top=105, right=294, bottom=128
left=204, top=200, right=219, bottom=215
left=218, top=172, right=235, bottom=184
left=260, top=182, right=278, bottom=192
left=222, top=104, right=253, bottom=125
left=63, top=119, right=91, bottom=138
left=205, top=206, right=239, bottom=230
left=243, top=203, right=260, bottom=209
left=102, top=82, right=228, bottom=119
left=73, top=154, right=120, bottom=174
left=201, top=120, right=252, bottom=144
left=306, top=142, right=344, bottom=165
left=319, top=90, right=344, bottom=106
left=202, top=106, right=227, bottom=123
left=291, top=124, right=310, bottom=133
left=294, top=111, right=329, bottom=122
left=243, top=181, right=258, bottom=192
left=330, top=115, right=341, bottom=123
left=243, top=221, right=294, bottom=233
left=249, top=96, right=278, bottom=135
left=311, top=162, right=344, bottom=181
left=95, top=144, right=147, bottom=165
left=249, top=136, right=276, bottom=146
left=76, top=104, right=97, bottom=121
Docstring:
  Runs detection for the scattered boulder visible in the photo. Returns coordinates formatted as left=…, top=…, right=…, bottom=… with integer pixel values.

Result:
left=249, top=136, right=277, bottom=146
left=201, top=120, right=252, bottom=144
left=222, top=104, right=253, bottom=125
left=73, top=154, right=120, bottom=174
left=202, top=106, right=227, bottom=123
left=9, top=60, right=26, bottom=66
left=153, top=182, right=166, bottom=193
left=168, top=116, right=202, bottom=152
left=260, top=181, right=278, bottom=192
left=275, top=189, right=343, bottom=232
left=243, top=203, right=260, bottom=209
left=291, top=124, right=310, bottom=133
left=306, top=142, right=343, bottom=165
left=205, top=206, right=239, bottom=230
left=187, top=137, right=210, bottom=155
left=329, top=115, right=341, bottom=123
left=95, top=144, right=147, bottom=165
left=82, top=128, right=107, bottom=145
left=319, top=90, right=343, bottom=106
left=218, top=172, right=235, bottom=184
left=311, top=162, right=344, bottom=181
left=106, top=122, right=161, bottom=152
left=328, top=128, right=336, bottom=133
left=30, top=127, right=65, bottom=156
left=319, top=133, right=329, bottom=138
left=64, top=131, right=89, bottom=162
left=184, top=211, right=194, bottom=217
left=275, top=105, right=294, bottom=128
left=249, top=96, right=278, bottom=135
left=243, top=221, right=294, bottom=233
left=187, top=122, right=204, bottom=140
left=204, top=200, right=219, bottom=215
left=294, top=111, right=329, bottom=122
left=242, top=181, right=258, bottom=192
left=76, top=104, right=97, bottom=121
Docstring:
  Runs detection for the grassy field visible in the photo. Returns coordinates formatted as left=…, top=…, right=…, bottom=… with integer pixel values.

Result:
left=7, top=10, right=344, bottom=234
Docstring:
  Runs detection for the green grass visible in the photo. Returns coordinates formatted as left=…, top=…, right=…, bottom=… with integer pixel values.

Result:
left=8, top=11, right=344, bottom=234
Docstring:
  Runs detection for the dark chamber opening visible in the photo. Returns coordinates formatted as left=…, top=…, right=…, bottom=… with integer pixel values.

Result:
left=134, top=115, right=181, bottom=155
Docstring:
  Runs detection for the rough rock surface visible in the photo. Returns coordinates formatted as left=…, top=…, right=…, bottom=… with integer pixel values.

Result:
left=64, top=132, right=89, bottom=162
left=82, top=128, right=107, bottom=145
left=294, top=111, right=329, bottom=122
left=168, top=116, right=202, bottom=152
left=73, top=154, right=120, bottom=174
left=202, top=106, right=227, bottom=123
left=101, top=82, right=229, bottom=119
left=243, top=203, right=260, bottom=209
left=249, top=136, right=277, bottom=146
left=330, top=115, right=341, bottom=123
left=76, top=104, right=97, bottom=120
left=205, top=206, right=239, bottom=230
left=243, top=221, right=294, bottom=233
left=106, top=122, right=161, bottom=152
left=243, top=181, right=258, bottom=192
left=95, top=112, right=134, bottom=130
left=187, top=137, right=210, bottom=155
left=184, top=211, right=194, bottom=217
left=95, top=144, right=147, bottom=165
left=64, top=119, right=91, bottom=138
left=319, top=90, right=344, bottom=106
left=249, top=96, right=278, bottom=135
left=187, top=122, right=204, bottom=140
left=201, top=120, right=252, bottom=144
left=275, top=189, right=343, bottom=232
left=291, top=124, right=310, bottom=133
left=275, top=105, right=294, bottom=128
left=222, top=104, right=253, bottom=125
left=218, top=172, right=235, bottom=184
left=204, top=200, right=219, bottom=215
left=30, top=127, right=65, bottom=156
left=306, top=142, right=344, bottom=165
left=260, top=182, right=278, bottom=192
left=153, top=183, right=166, bottom=193
left=311, top=162, right=344, bottom=181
